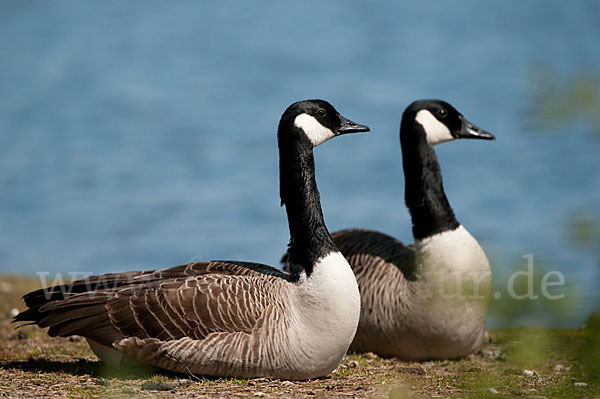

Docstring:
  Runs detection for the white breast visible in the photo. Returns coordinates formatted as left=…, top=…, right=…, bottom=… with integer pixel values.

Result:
left=289, top=251, right=361, bottom=376
left=411, top=225, right=491, bottom=352
left=414, top=225, right=490, bottom=281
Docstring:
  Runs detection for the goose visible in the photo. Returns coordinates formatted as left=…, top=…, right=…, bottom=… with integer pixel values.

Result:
left=283, top=99, right=494, bottom=360
left=14, top=99, right=369, bottom=380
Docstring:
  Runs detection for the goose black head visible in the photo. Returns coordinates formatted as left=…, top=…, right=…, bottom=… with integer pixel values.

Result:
left=278, top=99, right=370, bottom=149
left=402, top=100, right=495, bottom=146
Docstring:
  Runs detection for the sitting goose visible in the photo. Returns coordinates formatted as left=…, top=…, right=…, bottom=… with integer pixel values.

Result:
left=284, top=99, right=495, bottom=360
left=15, top=99, right=369, bottom=380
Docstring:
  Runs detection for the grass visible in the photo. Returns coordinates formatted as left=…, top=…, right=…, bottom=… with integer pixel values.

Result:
left=1, top=275, right=598, bottom=398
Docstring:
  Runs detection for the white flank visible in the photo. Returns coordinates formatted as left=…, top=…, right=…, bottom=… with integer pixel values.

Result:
left=415, top=109, right=454, bottom=145
left=408, top=225, right=491, bottom=358
left=294, top=114, right=336, bottom=147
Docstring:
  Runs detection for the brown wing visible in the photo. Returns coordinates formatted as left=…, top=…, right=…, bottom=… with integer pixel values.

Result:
left=330, top=228, right=415, bottom=279
left=15, top=261, right=290, bottom=348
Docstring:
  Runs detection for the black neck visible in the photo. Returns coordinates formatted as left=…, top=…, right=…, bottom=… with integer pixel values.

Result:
left=279, top=133, right=337, bottom=279
left=401, top=119, right=459, bottom=240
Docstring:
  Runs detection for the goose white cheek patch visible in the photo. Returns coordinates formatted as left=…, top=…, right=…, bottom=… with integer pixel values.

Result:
left=294, top=114, right=336, bottom=147
left=415, top=110, right=454, bottom=145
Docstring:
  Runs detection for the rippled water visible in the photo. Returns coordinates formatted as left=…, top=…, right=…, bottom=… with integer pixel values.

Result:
left=1, top=1, right=599, bottom=326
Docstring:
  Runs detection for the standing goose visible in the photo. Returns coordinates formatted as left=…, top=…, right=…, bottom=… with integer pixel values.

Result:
left=14, top=99, right=369, bottom=380
left=284, top=100, right=494, bottom=360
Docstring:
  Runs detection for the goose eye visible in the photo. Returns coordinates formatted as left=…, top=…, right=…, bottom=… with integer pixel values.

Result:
left=316, top=108, right=326, bottom=118
left=438, top=109, right=447, bottom=118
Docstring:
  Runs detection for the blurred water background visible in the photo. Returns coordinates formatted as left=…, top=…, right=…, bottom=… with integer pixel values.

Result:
left=1, top=1, right=599, bottom=327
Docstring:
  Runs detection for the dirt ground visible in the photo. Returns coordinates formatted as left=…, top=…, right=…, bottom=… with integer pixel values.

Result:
left=1, top=275, right=598, bottom=398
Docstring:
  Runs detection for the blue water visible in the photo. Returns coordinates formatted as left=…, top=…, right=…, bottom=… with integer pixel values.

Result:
left=1, top=1, right=599, bottom=327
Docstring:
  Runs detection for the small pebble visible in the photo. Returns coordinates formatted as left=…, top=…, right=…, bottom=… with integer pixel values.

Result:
left=0, top=282, right=12, bottom=294
left=574, top=382, right=588, bottom=387
left=248, top=378, right=270, bottom=385
left=347, top=360, right=359, bottom=368
left=10, top=308, right=19, bottom=318
left=481, top=347, right=502, bottom=359
left=95, top=378, right=110, bottom=387
left=553, top=364, right=565, bottom=372
left=522, top=369, right=537, bottom=377
left=488, top=387, right=499, bottom=394
left=253, top=392, right=267, bottom=397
